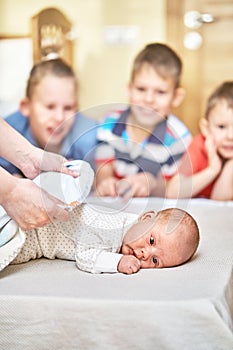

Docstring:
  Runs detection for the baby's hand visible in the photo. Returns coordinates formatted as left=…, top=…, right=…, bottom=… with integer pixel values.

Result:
left=117, top=255, right=141, bottom=274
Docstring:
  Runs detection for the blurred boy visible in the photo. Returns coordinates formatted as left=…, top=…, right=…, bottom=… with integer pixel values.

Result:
left=0, top=58, right=97, bottom=175
left=95, top=43, right=192, bottom=198
left=166, top=81, right=233, bottom=200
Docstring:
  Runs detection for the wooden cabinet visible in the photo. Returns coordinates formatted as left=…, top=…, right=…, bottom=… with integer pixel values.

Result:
left=31, top=7, right=73, bottom=65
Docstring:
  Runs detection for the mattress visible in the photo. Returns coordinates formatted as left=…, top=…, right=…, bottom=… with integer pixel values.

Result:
left=0, top=197, right=233, bottom=350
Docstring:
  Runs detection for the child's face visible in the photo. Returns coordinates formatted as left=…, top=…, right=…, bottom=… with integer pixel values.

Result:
left=22, top=75, right=77, bottom=150
left=207, top=101, right=233, bottom=159
left=128, top=63, right=181, bottom=128
left=121, top=217, right=189, bottom=269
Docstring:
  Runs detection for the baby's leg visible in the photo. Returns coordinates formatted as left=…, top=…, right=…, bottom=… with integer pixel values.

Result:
left=11, top=229, right=42, bottom=264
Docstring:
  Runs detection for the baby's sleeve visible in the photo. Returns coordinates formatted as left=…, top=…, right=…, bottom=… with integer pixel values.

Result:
left=74, top=205, right=137, bottom=274
left=93, top=251, right=123, bottom=273
left=75, top=244, right=122, bottom=274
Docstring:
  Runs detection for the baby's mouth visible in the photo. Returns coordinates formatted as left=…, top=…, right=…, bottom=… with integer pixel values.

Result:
left=127, top=247, right=135, bottom=256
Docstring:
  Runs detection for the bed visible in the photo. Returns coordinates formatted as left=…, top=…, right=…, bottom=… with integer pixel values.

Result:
left=0, top=197, right=233, bottom=350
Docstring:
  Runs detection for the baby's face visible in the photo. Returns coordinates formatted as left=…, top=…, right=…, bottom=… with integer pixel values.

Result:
left=121, top=218, right=189, bottom=269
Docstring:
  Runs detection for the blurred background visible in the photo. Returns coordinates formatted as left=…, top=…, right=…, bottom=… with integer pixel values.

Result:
left=0, top=0, right=232, bottom=135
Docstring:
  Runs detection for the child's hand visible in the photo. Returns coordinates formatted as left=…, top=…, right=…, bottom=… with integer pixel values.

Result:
left=117, top=255, right=141, bottom=274
left=117, top=173, right=157, bottom=199
left=205, top=134, right=222, bottom=176
left=94, top=176, right=118, bottom=196
left=210, top=158, right=233, bottom=200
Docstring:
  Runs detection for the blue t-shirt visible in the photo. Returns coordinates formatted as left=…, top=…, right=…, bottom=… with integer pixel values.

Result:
left=0, top=111, right=98, bottom=175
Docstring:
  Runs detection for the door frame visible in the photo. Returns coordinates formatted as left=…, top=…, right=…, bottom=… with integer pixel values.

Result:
left=166, top=0, right=203, bottom=135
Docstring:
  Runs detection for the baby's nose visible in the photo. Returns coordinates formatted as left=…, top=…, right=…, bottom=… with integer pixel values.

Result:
left=141, top=247, right=152, bottom=260
left=133, top=249, right=142, bottom=259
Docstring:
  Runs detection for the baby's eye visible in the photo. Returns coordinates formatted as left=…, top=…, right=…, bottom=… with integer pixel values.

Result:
left=152, top=257, right=158, bottom=265
left=150, top=236, right=155, bottom=245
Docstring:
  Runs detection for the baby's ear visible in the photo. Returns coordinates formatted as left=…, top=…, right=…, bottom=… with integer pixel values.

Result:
left=138, top=210, right=157, bottom=222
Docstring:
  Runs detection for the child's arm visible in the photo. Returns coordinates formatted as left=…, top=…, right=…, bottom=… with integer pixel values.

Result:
left=117, top=172, right=165, bottom=198
left=94, top=162, right=118, bottom=196
left=210, top=159, right=233, bottom=200
left=166, top=136, right=222, bottom=198
left=166, top=167, right=220, bottom=198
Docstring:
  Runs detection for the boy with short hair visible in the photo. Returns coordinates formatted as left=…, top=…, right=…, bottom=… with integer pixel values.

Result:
left=95, top=43, right=192, bottom=198
left=166, top=81, right=233, bottom=200
left=0, top=58, right=97, bottom=175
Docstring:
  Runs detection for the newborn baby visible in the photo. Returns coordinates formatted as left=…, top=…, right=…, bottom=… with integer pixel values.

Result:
left=11, top=203, right=199, bottom=274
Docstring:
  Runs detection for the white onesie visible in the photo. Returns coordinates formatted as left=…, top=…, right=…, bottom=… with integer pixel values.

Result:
left=11, top=204, right=138, bottom=273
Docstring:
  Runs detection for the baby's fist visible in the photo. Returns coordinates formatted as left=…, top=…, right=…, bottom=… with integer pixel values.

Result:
left=118, top=255, right=141, bottom=274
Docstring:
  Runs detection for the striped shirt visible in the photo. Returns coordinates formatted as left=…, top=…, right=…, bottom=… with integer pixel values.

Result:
left=96, top=108, right=192, bottom=179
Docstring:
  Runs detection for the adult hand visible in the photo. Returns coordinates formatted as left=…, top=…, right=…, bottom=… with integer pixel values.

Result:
left=117, top=255, right=141, bottom=274
left=0, top=118, right=78, bottom=180
left=20, top=147, right=79, bottom=180
left=2, top=176, right=70, bottom=231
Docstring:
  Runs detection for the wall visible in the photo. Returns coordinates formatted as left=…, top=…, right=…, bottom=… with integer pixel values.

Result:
left=0, top=0, right=166, bottom=118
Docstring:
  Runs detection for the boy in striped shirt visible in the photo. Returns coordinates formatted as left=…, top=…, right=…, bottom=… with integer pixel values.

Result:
left=94, top=43, right=191, bottom=198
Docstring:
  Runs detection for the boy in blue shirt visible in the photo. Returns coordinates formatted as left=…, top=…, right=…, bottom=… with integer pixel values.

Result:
left=0, top=58, right=97, bottom=175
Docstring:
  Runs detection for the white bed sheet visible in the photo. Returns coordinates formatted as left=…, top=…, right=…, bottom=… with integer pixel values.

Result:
left=0, top=198, right=233, bottom=350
